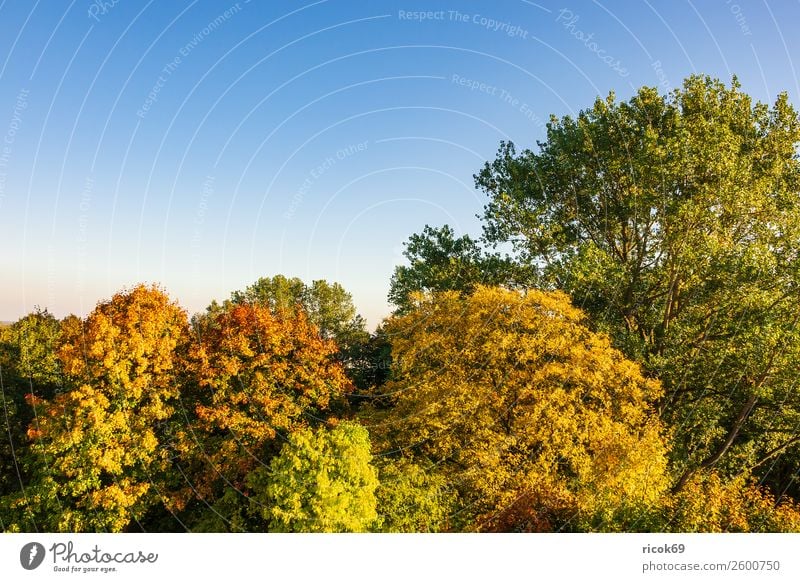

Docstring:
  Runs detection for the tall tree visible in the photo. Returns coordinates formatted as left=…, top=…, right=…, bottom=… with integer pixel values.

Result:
left=475, top=76, right=800, bottom=494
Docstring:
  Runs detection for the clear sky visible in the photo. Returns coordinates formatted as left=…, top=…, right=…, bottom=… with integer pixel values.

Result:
left=0, top=0, right=798, bottom=328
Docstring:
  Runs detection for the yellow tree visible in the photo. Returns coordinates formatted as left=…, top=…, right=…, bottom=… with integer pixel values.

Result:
left=377, top=286, right=669, bottom=531
left=4, top=285, right=189, bottom=532
left=174, top=302, right=352, bottom=530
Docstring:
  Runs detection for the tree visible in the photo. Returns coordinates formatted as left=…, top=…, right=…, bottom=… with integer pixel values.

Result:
left=228, top=275, right=368, bottom=350
left=224, top=275, right=372, bottom=392
left=345, top=326, right=395, bottom=401
left=475, top=76, right=800, bottom=494
left=388, top=225, right=531, bottom=313
left=378, top=286, right=669, bottom=531
left=173, top=302, right=352, bottom=530
left=0, top=308, right=62, bottom=388
left=247, top=421, right=379, bottom=532
left=0, top=309, right=63, bottom=505
left=3, top=286, right=189, bottom=532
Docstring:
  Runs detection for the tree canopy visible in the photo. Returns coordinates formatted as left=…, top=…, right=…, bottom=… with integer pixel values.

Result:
left=172, top=301, right=352, bottom=529
left=388, top=224, right=531, bottom=313
left=376, top=286, right=669, bottom=531
left=474, top=75, right=800, bottom=495
left=225, top=275, right=368, bottom=349
left=3, top=285, right=189, bottom=532
left=247, top=421, right=379, bottom=532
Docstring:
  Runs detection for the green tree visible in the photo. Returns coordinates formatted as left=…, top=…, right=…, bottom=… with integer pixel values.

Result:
left=228, top=275, right=368, bottom=349
left=247, top=421, right=379, bottom=532
left=0, top=308, right=62, bottom=388
left=388, top=225, right=531, bottom=313
left=475, top=76, right=800, bottom=494
left=346, top=327, right=394, bottom=399
left=224, top=275, right=372, bottom=391
left=374, top=457, right=454, bottom=532
left=0, top=309, right=63, bottom=503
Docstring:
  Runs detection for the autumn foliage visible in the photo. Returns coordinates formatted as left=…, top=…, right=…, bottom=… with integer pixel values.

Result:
left=4, top=285, right=188, bottom=531
left=376, top=286, right=669, bottom=531
left=172, top=302, right=352, bottom=521
left=1, top=279, right=799, bottom=532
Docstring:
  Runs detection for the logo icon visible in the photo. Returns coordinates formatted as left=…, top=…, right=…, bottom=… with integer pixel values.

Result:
left=20, top=542, right=46, bottom=570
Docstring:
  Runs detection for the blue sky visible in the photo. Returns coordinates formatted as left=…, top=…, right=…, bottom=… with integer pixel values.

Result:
left=0, top=0, right=798, bottom=327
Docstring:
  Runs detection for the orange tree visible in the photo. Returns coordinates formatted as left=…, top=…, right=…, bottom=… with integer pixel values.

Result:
left=173, top=302, right=352, bottom=531
left=202, top=275, right=377, bottom=394
left=374, top=286, right=670, bottom=532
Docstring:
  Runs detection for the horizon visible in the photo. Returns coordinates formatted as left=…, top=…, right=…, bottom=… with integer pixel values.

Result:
left=1, top=1, right=798, bottom=329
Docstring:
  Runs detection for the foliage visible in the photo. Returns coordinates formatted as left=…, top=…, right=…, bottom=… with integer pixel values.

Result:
left=373, top=457, right=455, bottom=532
left=0, top=309, right=63, bottom=501
left=388, top=224, right=532, bottom=313
left=0, top=308, right=62, bottom=388
left=4, top=75, right=800, bottom=533
left=172, top=302, right=352, bottom=527
left=379, top=286, right=669, bottom=531
left=227, top=275, right=368, bottom=350
left=221, top=275, right=373, bottom=393
left=247, top=421, right=379, bottom=532
left=663, top=472, right=800, bottom=532
left=2, top=285, right=188, bottom=532
left=475, top=75, right=800, bottom=493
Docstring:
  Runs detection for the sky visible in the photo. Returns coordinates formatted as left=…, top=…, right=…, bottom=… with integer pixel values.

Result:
left=0, top=0, right=798, bottom=329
